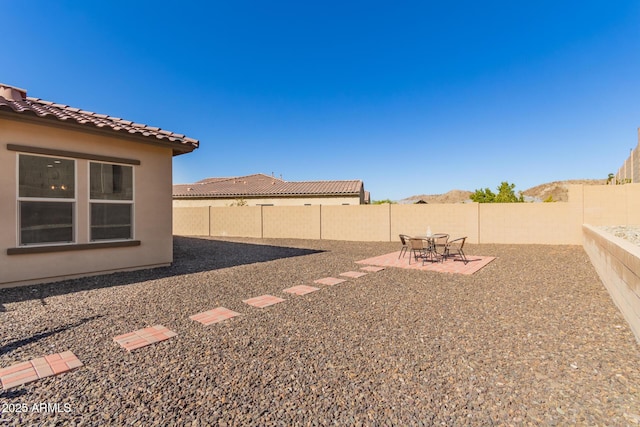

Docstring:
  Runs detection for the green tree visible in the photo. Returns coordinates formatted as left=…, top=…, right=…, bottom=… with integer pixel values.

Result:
left=471, top=181, right=524, bottom=203
left=470, top=187, right=496, bottom=203
left=228, top=198, right=248, bottom=206
left=372, top=199, right=396, bottom=204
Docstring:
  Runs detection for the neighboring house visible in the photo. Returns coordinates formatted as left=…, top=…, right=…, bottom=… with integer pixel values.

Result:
left=173, top=174, right=369, bottom=206
left=0, top=83, right=198, bottom=288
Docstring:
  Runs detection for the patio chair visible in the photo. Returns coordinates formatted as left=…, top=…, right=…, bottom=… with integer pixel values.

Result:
left=431, top=233, right=449, bottom=260
left=398, top=234, right=411, bottom=259
left=408, top=238, right=427, bottom=264
left=443, top=237, right=468, bottom=264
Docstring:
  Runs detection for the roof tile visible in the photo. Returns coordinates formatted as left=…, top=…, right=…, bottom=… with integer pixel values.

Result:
left=0, top=93, right=198, bottom=154
left=174, top=173, right=363, bottom=198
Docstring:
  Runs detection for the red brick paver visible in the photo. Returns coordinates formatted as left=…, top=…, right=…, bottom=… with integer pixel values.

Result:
left=356, top=251, right=495, bottom=275
left=114, top=325, right=177, bottom=351
left=314, top=277, right=347, bottom=286
left=340, top=271, right=368, bottom=279
left=243, top=295, right=285, bottom=308
left=283, top=285, right=320, bottom=296
left=0, top=351, right=82, bottom=390
left=360, top=266, right=385, bottom=272
left=190, top=307, right=242, bottom=326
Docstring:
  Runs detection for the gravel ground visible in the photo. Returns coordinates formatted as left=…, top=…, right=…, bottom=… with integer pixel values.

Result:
left=1, top=237, right=639, bottom=426
left=600, top=225, right=640, bottom=247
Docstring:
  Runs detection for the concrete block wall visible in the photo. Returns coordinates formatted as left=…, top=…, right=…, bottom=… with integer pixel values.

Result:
left=583, top=184, right=640, bottom=226
left=263, top=206, right=321, bottom=239
left=173, top=206, right=210, bottom=236
left=478, top=202, right=581, bottom=244
left=321, top=205, right=391, bottom=241
left=616, top=130, right=639, bottom=183
left=583, top=224, right=640, bottom=343
left=173, top=183, right=640, bottom=244
left=210, top=206, right=262, bottom=238
left=390, top=204, right=479, bottom=243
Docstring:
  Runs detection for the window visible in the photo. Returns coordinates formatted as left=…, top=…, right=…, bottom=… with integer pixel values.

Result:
left=89, top=162, right=133, bottom=241
left=18, top=154, right=75, bottom=245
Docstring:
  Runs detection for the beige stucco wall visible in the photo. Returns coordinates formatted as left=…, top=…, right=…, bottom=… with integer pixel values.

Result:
left=583, top=183, right=640, bottom=226
left=321, top=205, right=391, bottom=241
left=263, top=206, right=321, bottom=239
left=478, top=202, right=581, bottom=244
left=583, top=224, right=640, bottom=343
left=174, top=183, right=639, bottom=245
left=173, top=206, right=210, bottom=236
left=390, top=204, right=480, bottom=243
left=1, top=118, right=174, bottom=288
left=210, top=206, right=262, bottom=237
left=173, top=195, right=362, bottom=207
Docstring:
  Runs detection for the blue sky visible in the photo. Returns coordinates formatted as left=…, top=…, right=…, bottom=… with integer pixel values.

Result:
left=4, top=1, right=640, bottom=200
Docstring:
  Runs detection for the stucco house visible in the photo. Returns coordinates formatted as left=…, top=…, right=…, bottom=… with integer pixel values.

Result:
left=173, top=173, right=369, bottom=206
left=0, top=83, right=198, bottom=288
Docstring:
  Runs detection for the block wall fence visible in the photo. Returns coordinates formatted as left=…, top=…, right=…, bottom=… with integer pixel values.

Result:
left=173, top=184, right=640, bottom=245
left=616, top=128, right=640, bottom=184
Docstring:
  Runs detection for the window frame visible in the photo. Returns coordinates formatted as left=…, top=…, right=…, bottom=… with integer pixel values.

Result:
left=16, top=153, right=77, bottom=247
left=7, top=145, right=142, bottom=255
left=88, top=161, right=135, bottom=242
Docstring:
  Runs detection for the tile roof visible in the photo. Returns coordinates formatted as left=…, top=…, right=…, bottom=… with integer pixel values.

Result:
left=0, top=83, right=198, bottom=155
left=173, top=173, right=364, bottom=198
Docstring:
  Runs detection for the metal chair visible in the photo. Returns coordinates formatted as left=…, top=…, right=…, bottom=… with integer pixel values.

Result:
left=431, top=233, right=449, bottom=261
left=443, top=237, right=468, bottom=264
left=398, top=234, right=411, bottom=259
left=408, top=238, right=427, bottom=264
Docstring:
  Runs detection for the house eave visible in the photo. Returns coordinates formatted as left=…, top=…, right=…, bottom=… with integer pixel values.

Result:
left=0, top=110, right=197, bottom=156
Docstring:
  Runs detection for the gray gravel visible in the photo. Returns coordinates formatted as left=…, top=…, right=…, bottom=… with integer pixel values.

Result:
left=600, top=225, right=640, bottom=247
left=1, top=237, right=639, bottom=426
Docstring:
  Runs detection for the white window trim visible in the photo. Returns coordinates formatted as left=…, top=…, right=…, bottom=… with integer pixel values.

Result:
left=16, top=153, right=77, bottom=247
left=88, top=161, right=135, bottom=242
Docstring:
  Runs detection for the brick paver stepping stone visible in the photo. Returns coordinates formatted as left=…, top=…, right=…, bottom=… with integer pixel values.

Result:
left=0, top=351, right=83, bottom=390
left=243, top=295, right=285, bottom=308
left=313, top=277, right=347, bottom=286
left=360, top=266, right=385, bottom=272
left=190, top=307, right=242, bottom=326
left=114, top=325, right=177, bottom=351
left=283, top=285, right=320, bottom=296
left=340, top=271, right=368, bottom=278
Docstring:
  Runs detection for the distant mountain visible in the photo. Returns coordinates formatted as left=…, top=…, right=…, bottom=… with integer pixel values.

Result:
left=521, top=179, right=606, bottom=202
left=399, top=189, right=473, bottom=204
left=398, top=179, right=607, bottom=204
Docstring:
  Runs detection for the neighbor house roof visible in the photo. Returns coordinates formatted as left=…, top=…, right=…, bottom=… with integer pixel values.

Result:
left=0, top=83, right=198, bottom=155
left=173, top=173, right=364, bottom=198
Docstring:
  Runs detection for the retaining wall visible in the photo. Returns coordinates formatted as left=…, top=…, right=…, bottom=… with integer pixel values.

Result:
left=583, top=225, right=640, bottom=343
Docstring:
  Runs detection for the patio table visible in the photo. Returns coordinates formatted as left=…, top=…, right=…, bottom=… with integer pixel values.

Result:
left=413, top=233, right=448, bottom=263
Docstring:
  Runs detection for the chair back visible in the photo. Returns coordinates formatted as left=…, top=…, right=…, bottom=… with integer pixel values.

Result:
left=448, top=237, right=466, bottom=249
left=409, top=238, right=424, bottom=250
left=433, top=234, right=449, bottom=246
